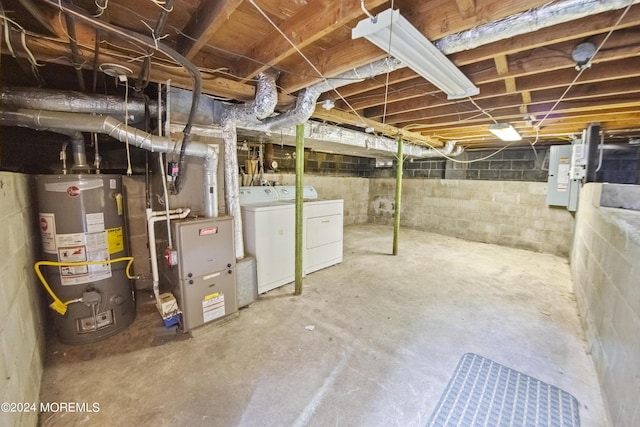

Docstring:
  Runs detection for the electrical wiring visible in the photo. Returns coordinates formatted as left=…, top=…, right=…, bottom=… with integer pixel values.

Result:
left=536, top=2, right=634, bottom=129
left=248, top=0, right=374, bottom=132
left=94, top=0, right=109, bottom=17
left=468, top=97, right=499, bottom=125
left=34, top=257, right=136, bottom=315
left=149, top=0, right=173, bottom=13
left=400, top=123, right=515, bottom=164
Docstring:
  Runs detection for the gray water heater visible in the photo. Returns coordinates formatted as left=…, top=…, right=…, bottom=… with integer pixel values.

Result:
left=35, top=174, right=135, bottom=345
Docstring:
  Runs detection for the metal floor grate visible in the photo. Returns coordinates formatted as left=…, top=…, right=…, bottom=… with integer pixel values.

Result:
left=427, top=353, right=580, bottom=427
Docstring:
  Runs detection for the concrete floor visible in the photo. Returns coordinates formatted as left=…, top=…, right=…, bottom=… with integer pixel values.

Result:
left=39, top=225, right=606, bottom=426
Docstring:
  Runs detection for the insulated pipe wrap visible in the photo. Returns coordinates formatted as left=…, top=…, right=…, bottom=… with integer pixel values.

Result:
left=0, top=87, right=159, bottom=119
left=253, top=73, right=279, bottom=120
left=1, top=109, right=220, bottom=215
left=436, top=0, right=640, bottom=54
left=222, top=119, right=244, bottom=259
left=414, top=141, right=465, bottom=158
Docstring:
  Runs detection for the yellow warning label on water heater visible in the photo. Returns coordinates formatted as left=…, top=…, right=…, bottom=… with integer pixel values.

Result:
left=107, top=227, right=124, bottom=254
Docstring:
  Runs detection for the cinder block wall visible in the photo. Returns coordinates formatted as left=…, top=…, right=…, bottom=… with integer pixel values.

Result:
left=571, top=183, right=640, bottom=426
left=369, top=179, right=574, bottom=256
left=264, top=174, right=370, bottom=225
left=0, top=172, right=46, bottom=427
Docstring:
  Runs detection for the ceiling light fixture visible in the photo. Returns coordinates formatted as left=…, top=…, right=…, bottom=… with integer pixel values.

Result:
left=352, top=8, right=479, bottom=100
left=489, top=123, right=522, bottom=142
left=321, top=99, right=335, bottom=110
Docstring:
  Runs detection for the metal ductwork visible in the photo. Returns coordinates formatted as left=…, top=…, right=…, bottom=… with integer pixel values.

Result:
left=234, top=58, right=403, bottom=133
left=69, top=132, right=90, bottom=171
left=435, top=0, right=640, bottom=54
left=414, top=141, right=465, bottom=158
left=0, top=108, right=219, bottom=217
left=0, top=87, right=160, bottom=122
left=219, top=72, right=278, bottom=260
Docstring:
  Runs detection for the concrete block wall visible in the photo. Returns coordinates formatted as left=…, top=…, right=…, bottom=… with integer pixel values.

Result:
left=369, top=178, right=574, bottom=256
left=264, top=174, right=370, bottom=225
left=596, top=149, right=640, bottom=184
left=571, top=183, right=640, bottom=426
left=239, top=146, right=374, bottom=177
left=0, top=172, right=46, bottom=427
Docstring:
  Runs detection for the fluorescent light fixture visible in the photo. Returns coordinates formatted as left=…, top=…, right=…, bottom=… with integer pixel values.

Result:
left=352, top=8, right=479, bottom=100
left=489, top=123, right=522, bottom=141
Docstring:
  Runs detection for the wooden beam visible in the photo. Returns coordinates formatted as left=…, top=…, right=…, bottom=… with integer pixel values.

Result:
left=235, top=0, right=388, bottom=80
left=279, top=38, right=388, bottom=94
left=494, top=55, right=509, bottom=75
left=17, top=0, right=60, bottom=36
left=450, top=4, right=640, bottom=65
left=360, top=51, right=640, bottom=117
left=12, top=35, right=262, bottom=101
left=311, top=109, right=444, bottom=147
left=315, top=5, right=640, bottom=108
left=520, top=91, right=530, bottom=115
left=176, top=0, right=244, bottom=60
left=455, top=0, right=476, bottom=19
left=387, top=79, right=640, bottom=127
left=333, top=68, right=418, bottom=99
left=504, top=77, right=517, bottom=94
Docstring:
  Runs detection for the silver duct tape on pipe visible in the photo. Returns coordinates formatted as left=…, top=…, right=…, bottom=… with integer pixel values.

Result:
left=0, top=87, right=160, bottom=120
left=436, top=0, right=640, bottom=54
left=1, top=108, right=219, bottom=217
left=222, top=119, right=244, bottom=259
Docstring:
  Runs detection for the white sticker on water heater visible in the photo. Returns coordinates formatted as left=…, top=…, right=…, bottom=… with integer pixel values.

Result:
left=86, top=212, right=105, bottom=233
left=39, top=213, right=57, bottom=254
left=56, top=231, right=112, bottom=286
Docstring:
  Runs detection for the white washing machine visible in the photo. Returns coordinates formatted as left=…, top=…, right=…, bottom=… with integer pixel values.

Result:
left=239, top=187, right=295, bottom=294
left=240, top=185, right=344, bottom=294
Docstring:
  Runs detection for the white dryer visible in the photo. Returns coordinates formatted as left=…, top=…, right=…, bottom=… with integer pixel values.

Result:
left=273, top=186, right=344, bottom=275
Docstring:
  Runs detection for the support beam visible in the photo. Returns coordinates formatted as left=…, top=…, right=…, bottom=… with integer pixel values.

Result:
left=392, top=136, right=403, bottom=256
left=311, top=109, right=444, bottom=147
left=237, top=0, right=387, bottom=80
left=177, top=0, right=244, bottom=60
left=455, top=0, right=476, bottom=19
left=294, top=123, right=304, bottom=296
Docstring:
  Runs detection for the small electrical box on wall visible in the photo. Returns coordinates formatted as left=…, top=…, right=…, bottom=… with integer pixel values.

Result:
left=546, top=142, right=583, bottom=211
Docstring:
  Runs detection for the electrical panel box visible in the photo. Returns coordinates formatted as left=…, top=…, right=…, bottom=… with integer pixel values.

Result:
left=569, top=141, right=587, bottom=180
left=546, top=145, right=580, bottom=211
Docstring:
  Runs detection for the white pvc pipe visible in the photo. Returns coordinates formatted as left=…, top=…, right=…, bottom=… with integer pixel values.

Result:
left=146, top=207, right=190, bottom=299
left=159, top=153, right=173, bottom=248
